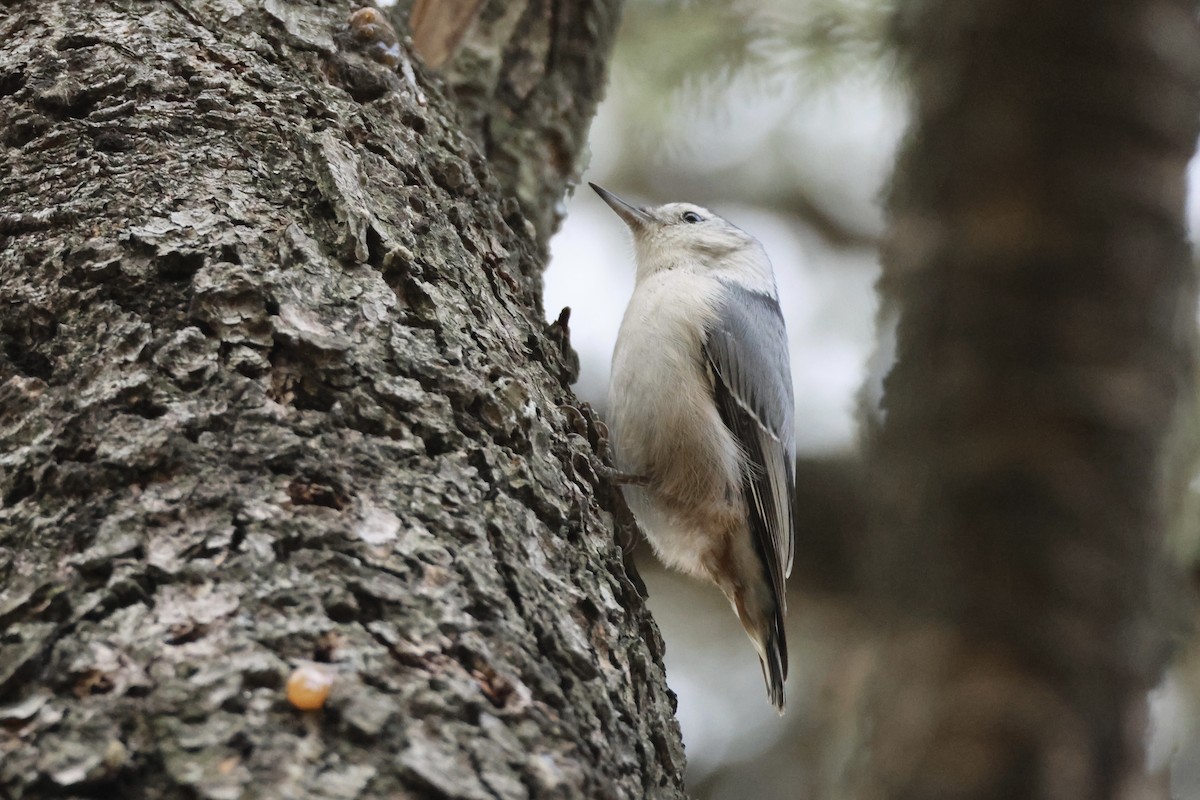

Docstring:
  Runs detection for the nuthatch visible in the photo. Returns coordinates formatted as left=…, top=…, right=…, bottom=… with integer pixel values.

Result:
left=590, top=183, right=796, bottom=711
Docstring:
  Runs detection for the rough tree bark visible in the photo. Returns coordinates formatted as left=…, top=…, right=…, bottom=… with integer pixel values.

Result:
left=866, top=1, right=1200, bottom=798
left=0, top=2, right=689, bottom=799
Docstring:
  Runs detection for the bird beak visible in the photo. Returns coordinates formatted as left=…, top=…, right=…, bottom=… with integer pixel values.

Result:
left=589, top=183, right=652, bottom=229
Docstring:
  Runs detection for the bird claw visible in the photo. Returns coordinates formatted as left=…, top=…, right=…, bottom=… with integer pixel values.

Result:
left=558, top=403, right=645, bottom=485
left=559, top=402, right=589, bottom=439
left=593, top=463, right=649, bottom=488
left=559, top=403, right=644, bottom=552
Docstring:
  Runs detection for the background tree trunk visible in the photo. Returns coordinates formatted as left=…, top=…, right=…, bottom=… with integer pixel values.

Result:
left=865, top=0, right=1200, bottom=798
left=0, top=2, right=688, bottom=798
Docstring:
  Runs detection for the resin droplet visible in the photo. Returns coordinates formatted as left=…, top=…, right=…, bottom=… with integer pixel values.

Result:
left=287, top=665, right=333, bottom=710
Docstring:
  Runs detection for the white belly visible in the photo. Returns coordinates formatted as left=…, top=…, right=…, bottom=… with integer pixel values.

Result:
left=607, top=272, right=740, bottom=575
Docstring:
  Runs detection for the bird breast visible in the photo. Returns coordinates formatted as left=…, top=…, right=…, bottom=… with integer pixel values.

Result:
left=608, top=271, right=743, bottom=572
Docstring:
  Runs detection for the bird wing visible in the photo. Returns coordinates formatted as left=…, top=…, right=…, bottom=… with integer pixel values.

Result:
left=703, top=282, right=796, bottom=606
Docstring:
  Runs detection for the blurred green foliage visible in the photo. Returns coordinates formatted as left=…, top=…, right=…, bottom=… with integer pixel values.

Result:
left=614, top=0, right=895, bottom=104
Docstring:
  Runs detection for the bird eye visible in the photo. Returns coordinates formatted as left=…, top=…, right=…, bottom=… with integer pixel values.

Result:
left=681, top=211, right=703, bottom=224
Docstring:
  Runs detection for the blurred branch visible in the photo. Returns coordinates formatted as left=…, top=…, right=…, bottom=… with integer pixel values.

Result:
left=757, top=184, right=881, bottom=249
left=608, top=165, right=881, bottom=250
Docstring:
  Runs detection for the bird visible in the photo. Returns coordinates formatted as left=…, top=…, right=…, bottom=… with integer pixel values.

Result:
left=590, top=182, right=796, bottom=711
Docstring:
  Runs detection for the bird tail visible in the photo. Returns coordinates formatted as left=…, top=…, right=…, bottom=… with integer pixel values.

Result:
left=708, top=546, right=790, bottom=712
left=757, top=598, right=788, bottom=713
left=728, top=581, right=788, bottom=713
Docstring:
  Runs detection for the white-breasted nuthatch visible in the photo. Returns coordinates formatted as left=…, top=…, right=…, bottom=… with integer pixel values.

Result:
left=590, top=183, right=796, bottom=711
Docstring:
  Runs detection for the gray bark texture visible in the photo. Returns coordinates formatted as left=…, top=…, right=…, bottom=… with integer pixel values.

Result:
left=0, top=2, right=689, bottom=799
left=865, top=0, right=1200, bottom=798
left=437, top=0, right=617, bottom=263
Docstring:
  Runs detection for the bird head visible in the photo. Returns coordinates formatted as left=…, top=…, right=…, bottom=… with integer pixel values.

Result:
left=589, top=183, right=773, bottom=291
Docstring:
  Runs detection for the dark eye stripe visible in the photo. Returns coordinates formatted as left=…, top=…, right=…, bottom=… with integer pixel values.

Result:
left=682, top=211, right=703, bottom=223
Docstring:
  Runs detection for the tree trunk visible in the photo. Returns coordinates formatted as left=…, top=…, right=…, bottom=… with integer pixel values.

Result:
left=866, top=0, right=1200, bottom=798
left=0, top=2, right=688, bottom=799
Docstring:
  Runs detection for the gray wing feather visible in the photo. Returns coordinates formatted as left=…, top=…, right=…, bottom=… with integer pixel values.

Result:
left=703, top=282, right=796, bottom=600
